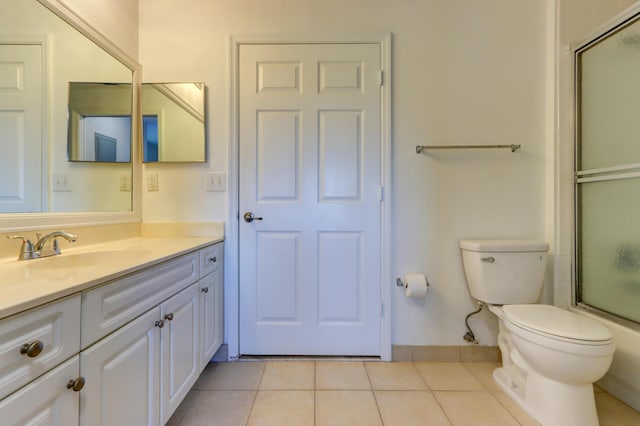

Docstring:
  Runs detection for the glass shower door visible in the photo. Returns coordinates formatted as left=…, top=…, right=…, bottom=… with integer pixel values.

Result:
left=575, top=15, right=640, bottom=325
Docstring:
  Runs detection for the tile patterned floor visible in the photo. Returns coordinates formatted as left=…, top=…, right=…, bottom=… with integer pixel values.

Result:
left=167, top=361, right=640, bottom=426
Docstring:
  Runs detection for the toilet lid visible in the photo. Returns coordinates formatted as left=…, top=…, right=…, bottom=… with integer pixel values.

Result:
left=503, top=305, right=613, bottom=342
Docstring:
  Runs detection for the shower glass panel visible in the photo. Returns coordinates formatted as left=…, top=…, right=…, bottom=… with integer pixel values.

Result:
left=578, top=179, right=640, bottom=323
left=575, top=12, right=640, bottom=325
left=579, top=18, right=640, bottom=171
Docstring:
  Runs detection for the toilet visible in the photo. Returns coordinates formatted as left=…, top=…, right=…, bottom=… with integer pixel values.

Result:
left=460, top=240, right=615, bottom=426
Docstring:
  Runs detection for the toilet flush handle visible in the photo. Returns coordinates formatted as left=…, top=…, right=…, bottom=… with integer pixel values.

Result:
left=481, top=257, right=495, bottom=263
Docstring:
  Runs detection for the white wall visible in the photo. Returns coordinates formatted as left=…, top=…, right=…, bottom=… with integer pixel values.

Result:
left=139, top=0, right=552, bottom=349
left=556, top=0, right=640, bottom=411
left=59, top=0, right=138, bottom=59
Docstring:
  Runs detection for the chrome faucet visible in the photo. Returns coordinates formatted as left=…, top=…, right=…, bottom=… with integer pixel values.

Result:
left=7, top=230, right=78, bottom=260
left=33, top=231, right=77, bottom=258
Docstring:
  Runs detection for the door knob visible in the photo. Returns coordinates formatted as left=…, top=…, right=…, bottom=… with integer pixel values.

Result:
left=243, top=212, right=263, bottom=223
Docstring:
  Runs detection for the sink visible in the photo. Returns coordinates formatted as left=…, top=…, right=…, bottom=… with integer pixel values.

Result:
left=24, top=249, right=151, bottom=271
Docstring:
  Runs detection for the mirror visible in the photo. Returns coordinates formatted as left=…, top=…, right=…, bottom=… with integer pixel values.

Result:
left=0, top=0, right=136, bottom=216
left=142, top=82, right=206, bottom=162
left=68, top=82, right=133, bottom=163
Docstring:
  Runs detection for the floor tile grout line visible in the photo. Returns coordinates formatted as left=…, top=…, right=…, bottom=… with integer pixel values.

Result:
left=412, top=361, right=433, bottom=391
left=243, top=362, right=266, bottom=425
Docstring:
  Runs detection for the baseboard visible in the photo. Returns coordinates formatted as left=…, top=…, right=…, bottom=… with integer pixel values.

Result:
left=392, top=345, right=500, bottom=362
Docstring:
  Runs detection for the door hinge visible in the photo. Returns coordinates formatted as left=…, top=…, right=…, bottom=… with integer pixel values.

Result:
left=378, top=186, right=384, bottom=201
left=378, top=70, right=384, bottom=86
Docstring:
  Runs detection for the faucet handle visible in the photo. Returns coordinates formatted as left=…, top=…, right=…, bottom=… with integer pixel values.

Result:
left=6, top=236, right=38, bottom=260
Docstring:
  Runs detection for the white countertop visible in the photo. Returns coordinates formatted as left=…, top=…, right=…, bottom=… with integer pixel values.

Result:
left=0, top=236, right=223, bottom=320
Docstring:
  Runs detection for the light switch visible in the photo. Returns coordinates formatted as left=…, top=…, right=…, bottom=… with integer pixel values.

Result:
left=53, top=173, right=72, bottom=192
left=119, top=174, right=131, bottom=192
left=147, top=172, right=159, bottom=192
left=206, top=173, right=226, bottom=192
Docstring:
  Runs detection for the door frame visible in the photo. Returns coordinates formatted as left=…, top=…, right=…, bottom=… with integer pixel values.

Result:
left=227, top=33, right=393, bottom=360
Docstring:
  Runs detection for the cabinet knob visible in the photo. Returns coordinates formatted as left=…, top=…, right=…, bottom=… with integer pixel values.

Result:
left=67, top=377, right=85, bottom=392
left=164, top=313, right=174, bottom=321
left=20, top=340, right=44, bottom=358
left=155, top=319, right=165, bottom=328
left=201, top=286, right=209, bottom=293
left=208, top=256, right=217, bottom=263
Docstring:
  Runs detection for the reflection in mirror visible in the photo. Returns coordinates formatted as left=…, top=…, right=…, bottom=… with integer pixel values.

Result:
left=68, top=83, right=132, bottom=162
left=0, top=0, right=135, bottom=216
left=142, top=83, right=206, bottom=162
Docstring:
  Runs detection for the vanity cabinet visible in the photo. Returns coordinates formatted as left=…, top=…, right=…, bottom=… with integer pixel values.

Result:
left=0, top=240, right=224, bottom=426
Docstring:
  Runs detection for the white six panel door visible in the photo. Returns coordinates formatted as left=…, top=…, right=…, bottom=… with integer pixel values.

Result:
left=239, top=43, right=382, bottom=355
left=0, top=44, right=42, bottom=213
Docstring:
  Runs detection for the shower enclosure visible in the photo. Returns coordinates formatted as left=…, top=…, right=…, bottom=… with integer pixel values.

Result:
left=575, top=13, right=640, bottom=326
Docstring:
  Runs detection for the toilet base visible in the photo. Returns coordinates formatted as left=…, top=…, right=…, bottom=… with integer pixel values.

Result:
left=494, top=366, right=600, bottom=426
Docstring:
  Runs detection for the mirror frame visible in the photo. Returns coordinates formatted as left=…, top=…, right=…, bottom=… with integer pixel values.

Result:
left=0, top=0, right=141, bottom=232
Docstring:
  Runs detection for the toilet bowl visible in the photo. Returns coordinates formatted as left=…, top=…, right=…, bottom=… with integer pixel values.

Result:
left=501, top=304, right=614, bottom=426
left=460, top=240, right=615, bottom=426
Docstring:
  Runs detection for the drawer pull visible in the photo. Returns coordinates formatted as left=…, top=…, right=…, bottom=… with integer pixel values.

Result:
left=155, top=319, right=165, bottom=328
left=164, top=313, right=174, bottom=321
left=67, top=377, right=85, bottom=392
left=201, top=287, right=209, bottom=293
left=20, top=340, right=44, bottom=358
left=208, top=256, right=217, bottom=263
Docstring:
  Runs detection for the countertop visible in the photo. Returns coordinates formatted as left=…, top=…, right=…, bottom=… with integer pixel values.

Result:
left=0, top=236, right=223, bottom=320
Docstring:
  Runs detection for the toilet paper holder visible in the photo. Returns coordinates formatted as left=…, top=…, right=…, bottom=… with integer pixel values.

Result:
left=396, top=276, right=429, bottom=288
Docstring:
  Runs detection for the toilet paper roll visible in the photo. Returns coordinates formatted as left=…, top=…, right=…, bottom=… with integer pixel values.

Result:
left=402, top=273, right=428, bottom=298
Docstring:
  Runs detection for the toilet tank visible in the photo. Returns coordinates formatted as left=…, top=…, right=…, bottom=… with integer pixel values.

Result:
left=460, top=240, right=549, bottom=305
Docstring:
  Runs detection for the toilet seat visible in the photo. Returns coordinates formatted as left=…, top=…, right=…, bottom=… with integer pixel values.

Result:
left=503, top=305, right=615, bottom=356
left=504, top=305, right=613, bottom=343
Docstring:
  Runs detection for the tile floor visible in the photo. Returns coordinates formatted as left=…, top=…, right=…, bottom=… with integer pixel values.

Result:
left=167, top=361, right=640, bottom=426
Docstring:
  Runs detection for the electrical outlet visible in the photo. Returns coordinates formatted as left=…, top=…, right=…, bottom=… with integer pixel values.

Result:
left=119, top=174, right=132, bottom=192
left=53, top=173, right=72, bottom=192
left=147, top=172, right=159, bottom=192
left=206, top=173, right=226, bottom=192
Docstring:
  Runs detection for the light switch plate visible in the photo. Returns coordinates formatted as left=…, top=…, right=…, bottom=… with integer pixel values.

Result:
left=52, top=173, right=71, bottom=192
left=206, top=173, right=226, bottom=192
left=119, top=174, right=131, bottom=192
left=147, top=172, right=159, bottom=192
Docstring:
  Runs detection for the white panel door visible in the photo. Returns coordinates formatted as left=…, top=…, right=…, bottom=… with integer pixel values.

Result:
left=239, top=43, right=382, bottom=355
left=0, top=44, right=42, bottom=212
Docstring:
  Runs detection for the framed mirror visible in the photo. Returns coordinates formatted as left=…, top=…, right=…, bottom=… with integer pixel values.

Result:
left=142, top=82, right=206, bottom=163
left=0, top=0, right=140, bottom=229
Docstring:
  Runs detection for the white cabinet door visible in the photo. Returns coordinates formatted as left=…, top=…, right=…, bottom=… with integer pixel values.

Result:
left=199, top=271, right=223, bottom=370
left=160, top=283, right=199, bottom=424
left=0, top=355, right=80, bottom=426
left=80, top=307, right=161, bottom=426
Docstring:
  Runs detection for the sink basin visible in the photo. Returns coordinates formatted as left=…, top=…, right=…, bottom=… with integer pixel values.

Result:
left=25, top=249, right=151, bottom=271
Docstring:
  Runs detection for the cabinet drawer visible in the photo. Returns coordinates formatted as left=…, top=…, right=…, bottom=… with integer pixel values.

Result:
left=200, top=243, right=222, bottom=278
left=0, top=295, right=81, bottom=400
left=82, top=251, right=199, bottom=348
left=0, top=355, right=80, bottom=426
